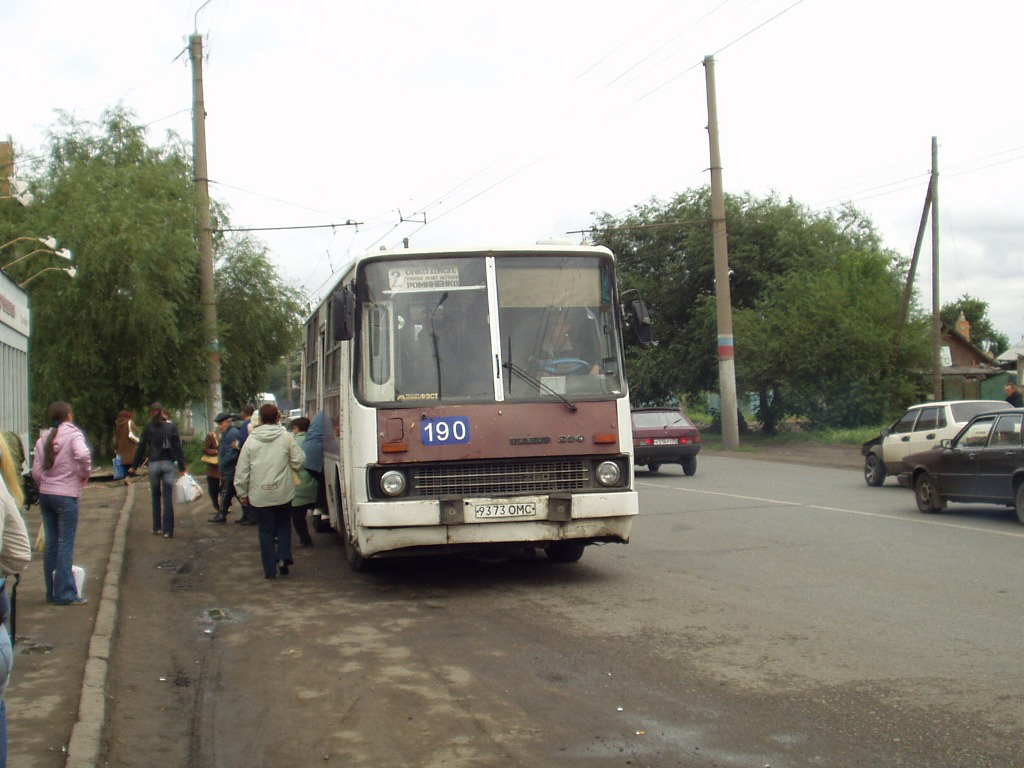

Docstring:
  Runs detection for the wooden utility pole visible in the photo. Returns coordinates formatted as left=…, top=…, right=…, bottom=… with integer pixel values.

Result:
left=703, top=56, right=739, bottom=448
left=190, top=33, right=223, bottom=418
left=895, top=184, right=932, bottom=347
left=930, top=136, right=942, bottom=400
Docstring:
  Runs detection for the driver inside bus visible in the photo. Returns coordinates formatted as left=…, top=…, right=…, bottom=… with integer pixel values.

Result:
left=534, top=308, right=601, bottom=376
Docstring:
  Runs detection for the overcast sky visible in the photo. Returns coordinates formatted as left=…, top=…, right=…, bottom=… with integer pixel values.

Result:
left=6, top=0, right=1024, bottom=344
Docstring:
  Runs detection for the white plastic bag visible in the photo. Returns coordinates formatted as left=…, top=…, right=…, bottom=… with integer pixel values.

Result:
left=52, top=565, right=85, bottom=598
left=173, top=473, right=203, bottom=505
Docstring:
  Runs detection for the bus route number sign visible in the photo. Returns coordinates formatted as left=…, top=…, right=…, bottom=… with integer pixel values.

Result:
left=421, top=416, right=470, bottom=446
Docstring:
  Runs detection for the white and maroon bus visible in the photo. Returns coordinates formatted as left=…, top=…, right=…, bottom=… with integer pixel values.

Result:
left=302, top=244, right=648, bottom=570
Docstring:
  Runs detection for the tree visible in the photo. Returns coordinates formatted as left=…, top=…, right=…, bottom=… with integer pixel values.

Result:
left=594, top=189, right=930, bottom=430
left=1, top=108, right=207, bottom=441
left=0, top=107, right=306, bottom=444
left=940, top=294, right=1009, bottom=357
left=733, top=251, right=929, bottom=429
left=213, top=233, right=304, bottom=408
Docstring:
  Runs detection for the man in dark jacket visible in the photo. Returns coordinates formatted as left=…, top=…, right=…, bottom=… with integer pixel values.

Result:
left=210, top=412, right=240, bottom=522
left=304, top=410, right=327, bottom=515
left=1006, top=379, right=1024, bottom=407
left=129, top=403, right=186, bottom=537
left=235, top=404, right=256, bottom=524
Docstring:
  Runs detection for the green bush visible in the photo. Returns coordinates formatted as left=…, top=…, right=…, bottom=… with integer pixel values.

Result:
left=183, top=435, right=205, bottom=474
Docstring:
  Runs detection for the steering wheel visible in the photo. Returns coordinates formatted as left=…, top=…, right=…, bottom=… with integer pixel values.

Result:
left=539, top=357, right=591, bottom=375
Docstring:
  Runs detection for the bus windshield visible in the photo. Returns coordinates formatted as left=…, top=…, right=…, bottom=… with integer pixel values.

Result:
left=357, top=253, right=624, bottom=405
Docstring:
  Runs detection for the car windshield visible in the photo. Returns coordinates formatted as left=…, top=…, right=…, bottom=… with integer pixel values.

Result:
left=955, top=416, right=997, bottom=448
left=633, top=411, right=693, bottom=429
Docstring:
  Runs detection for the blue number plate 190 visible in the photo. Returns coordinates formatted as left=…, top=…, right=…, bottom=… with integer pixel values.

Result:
left=420, top=416, right=470, bottom=446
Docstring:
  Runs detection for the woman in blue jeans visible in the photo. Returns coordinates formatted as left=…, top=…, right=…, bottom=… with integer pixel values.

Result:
left=32, top=401, right=91, bottom=605
left=129, top=403, right=186, bottom=538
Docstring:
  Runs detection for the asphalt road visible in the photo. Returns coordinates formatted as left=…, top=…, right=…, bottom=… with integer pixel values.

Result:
left=102, top=456, right=1024, bottom=767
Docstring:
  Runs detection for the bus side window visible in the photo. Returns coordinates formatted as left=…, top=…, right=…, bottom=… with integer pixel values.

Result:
left=368, top=305, right=391, bottom=384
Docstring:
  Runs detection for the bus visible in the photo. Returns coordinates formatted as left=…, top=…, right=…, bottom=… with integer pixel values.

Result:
left=302, top=244, right=649, bottom=570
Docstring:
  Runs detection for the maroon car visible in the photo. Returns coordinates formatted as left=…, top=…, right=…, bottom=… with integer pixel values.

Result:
left=631, top=408, right=701, bottom=475
left=898, top=407, right=1024, bottom=523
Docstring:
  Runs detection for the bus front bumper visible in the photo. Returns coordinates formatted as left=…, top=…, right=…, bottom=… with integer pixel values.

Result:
left=353, top=491, right=638, bottom=557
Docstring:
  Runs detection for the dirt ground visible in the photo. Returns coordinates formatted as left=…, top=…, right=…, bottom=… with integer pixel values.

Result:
left=5, top=441, right=866, bottom=767
left=6, top=481, right=124, bottom=768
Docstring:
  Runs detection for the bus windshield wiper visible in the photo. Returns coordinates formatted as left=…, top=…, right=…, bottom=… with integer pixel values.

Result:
left=430, top=291, right=449, bottom=400
left=503, top=360, right=577, bottom=412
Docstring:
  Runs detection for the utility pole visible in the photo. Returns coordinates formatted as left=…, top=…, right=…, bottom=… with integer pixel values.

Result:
left=703, top=55, right=739, bottom=449
left=190, top=33, right=223, bottom=418
left=930, top=136, right=942, bottom=401
left=895, top=183, right=932, bottom=349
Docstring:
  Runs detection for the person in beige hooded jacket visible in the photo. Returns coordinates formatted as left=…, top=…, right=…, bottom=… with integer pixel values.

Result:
left=0, top=435, right=31, bottom=765
left=233, top=404, right=305, bottom=580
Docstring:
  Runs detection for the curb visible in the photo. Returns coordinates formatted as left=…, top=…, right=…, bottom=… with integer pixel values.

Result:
left=65, top=481, right=134, bottom=768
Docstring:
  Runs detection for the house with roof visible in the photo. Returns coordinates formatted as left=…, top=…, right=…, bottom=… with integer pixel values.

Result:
left=939, top=312, right=1012, bottom=400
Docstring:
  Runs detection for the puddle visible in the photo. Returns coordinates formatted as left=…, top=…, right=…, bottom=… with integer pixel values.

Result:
left=204, top=608, right=235, bottom=623
left=16, top=640, right=55, bottom=655
left=156, top=560, right=193, bottom=575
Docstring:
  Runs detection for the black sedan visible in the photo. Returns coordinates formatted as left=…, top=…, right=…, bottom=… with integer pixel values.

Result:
left=897, top=408, right=1024, bottom=523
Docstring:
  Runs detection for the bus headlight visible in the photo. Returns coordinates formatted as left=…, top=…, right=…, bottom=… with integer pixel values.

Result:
left=380, top=470, right=407, bottom=497
left=595, top=461, right=621, bottom=487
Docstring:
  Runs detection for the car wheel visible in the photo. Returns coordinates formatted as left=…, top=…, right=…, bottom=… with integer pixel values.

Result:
left=1015, top=483, right=1024, bottom=526
left=864, top=453, right=886, bottom=486
left=647, top=463, right=661, bottom=474
left=546, top=541, right=585, bottom=563
left=915, top=473, right=942, bottom=514
left=682, top=457, right=697, bottom=476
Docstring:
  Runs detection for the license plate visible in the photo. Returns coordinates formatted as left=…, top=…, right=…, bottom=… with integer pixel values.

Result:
left=653, top=438, right=677, bottom=445
left=473, top=502, right=538, bottom=519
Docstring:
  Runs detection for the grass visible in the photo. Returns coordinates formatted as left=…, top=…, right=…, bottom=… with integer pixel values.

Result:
left=697, top=421, right=881, bottom=450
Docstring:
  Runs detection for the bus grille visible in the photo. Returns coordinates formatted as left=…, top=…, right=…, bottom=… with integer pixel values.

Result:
left=412, top=459, right=589, bottom=497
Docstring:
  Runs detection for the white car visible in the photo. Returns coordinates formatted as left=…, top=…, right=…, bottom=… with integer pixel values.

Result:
left=862, top=399, right=1013, bottom=486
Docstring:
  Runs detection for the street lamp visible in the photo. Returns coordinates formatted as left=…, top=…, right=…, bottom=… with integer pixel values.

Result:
left=2, top=247, right=73, bottom=270
left=0, top=236, right=58, bottom=252
left=1, top=178, right=34, bottom=207
left=19, top=265, right=76, bottom=288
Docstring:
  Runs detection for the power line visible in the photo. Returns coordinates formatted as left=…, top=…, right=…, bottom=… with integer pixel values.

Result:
left=213, top=221, right=360, bottom=233
left=712, top=0, right=807, bottom=57
left=634, top=0, right=809, bottom=104
left=208, top=179, right=347, bottom=219
left=608, top=0, right=734, bottom=89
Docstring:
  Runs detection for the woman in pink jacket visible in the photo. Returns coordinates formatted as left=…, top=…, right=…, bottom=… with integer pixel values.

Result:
left=31, top=401, right=92, bottom=606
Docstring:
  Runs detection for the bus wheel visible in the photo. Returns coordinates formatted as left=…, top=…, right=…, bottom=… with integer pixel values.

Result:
left=546, top=541, right=585, bottom=563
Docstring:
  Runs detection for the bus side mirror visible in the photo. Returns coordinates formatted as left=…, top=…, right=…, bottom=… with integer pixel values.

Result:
left=332, top=284, right=356, bottom=342
left=631, top=299, right=654, bottom=346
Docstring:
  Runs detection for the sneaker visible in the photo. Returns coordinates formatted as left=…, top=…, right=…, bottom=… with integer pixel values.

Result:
left=278, top=563, right=289, bottom=576
left=54, top=597, right=88, bottom=606
left=163, top=533, right=173, bottom=538
left=152, top=529, right=162, bottom=535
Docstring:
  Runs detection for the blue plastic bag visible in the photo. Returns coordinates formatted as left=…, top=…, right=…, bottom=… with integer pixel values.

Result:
left=112, top=455, right=125, bottom=480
